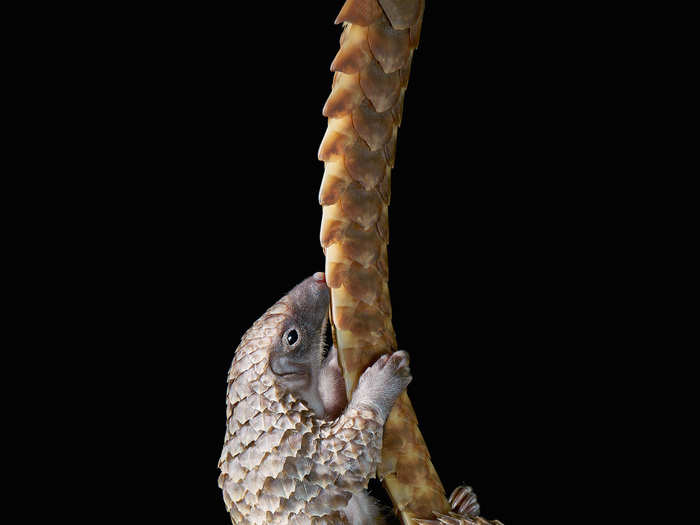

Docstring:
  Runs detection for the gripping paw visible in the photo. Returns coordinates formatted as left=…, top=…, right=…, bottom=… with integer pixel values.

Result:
left=368, top=350, right=412, bottom=391
left=352, top=350, right=412, bottom=423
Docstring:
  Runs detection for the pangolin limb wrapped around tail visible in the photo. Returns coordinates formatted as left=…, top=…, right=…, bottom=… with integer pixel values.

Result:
left=319, top=1, right=502, bottom=524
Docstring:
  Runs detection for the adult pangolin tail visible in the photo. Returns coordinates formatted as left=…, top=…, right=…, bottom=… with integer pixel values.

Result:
left=318, top=0, right=449, bottom=522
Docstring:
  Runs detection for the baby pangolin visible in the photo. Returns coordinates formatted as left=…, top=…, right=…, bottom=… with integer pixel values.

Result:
left=218, top=273, right=411, bottom=524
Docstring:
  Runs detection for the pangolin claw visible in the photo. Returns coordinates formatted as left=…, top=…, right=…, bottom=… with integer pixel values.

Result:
left=449, top=485, right=480, bottom=518
left=414, top=514, right=504, bottom=525
left=413, top=485, right=504, bottom=525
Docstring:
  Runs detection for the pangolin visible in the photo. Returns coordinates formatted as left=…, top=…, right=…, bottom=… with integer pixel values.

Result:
left=218, top=274, right=501, bottom=524
left=219, top=0, right=505, bottom=522
left=218, top=273, right=412, bottom=524
left=319, top=1, right=503, bottom=523
left=318, top=0, right=444, bottom=521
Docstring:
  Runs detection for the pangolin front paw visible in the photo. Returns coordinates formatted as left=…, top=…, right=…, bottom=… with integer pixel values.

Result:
left=353, top=350, right=412, bottom=423
left=368, top=350, right=412, bottom=391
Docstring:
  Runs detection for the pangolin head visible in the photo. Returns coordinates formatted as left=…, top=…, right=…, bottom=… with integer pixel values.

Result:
left=226, top=273, right=330, bottom=404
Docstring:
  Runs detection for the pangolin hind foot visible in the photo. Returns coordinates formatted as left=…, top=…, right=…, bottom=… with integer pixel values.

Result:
left=413, top=486, right=505, bottom=525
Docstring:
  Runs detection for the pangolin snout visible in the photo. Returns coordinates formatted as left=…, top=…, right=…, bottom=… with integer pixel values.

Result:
left=305, top=273, right=330, bottom=310
left=284, top=273, right=330, bottom=324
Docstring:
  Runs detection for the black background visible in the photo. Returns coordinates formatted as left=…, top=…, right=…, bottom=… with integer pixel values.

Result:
left=77, top=2, right=623, bottom=523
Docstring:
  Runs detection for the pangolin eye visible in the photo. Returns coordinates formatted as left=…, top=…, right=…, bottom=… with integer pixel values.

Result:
left=286, top=329, right=298, bottom=346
